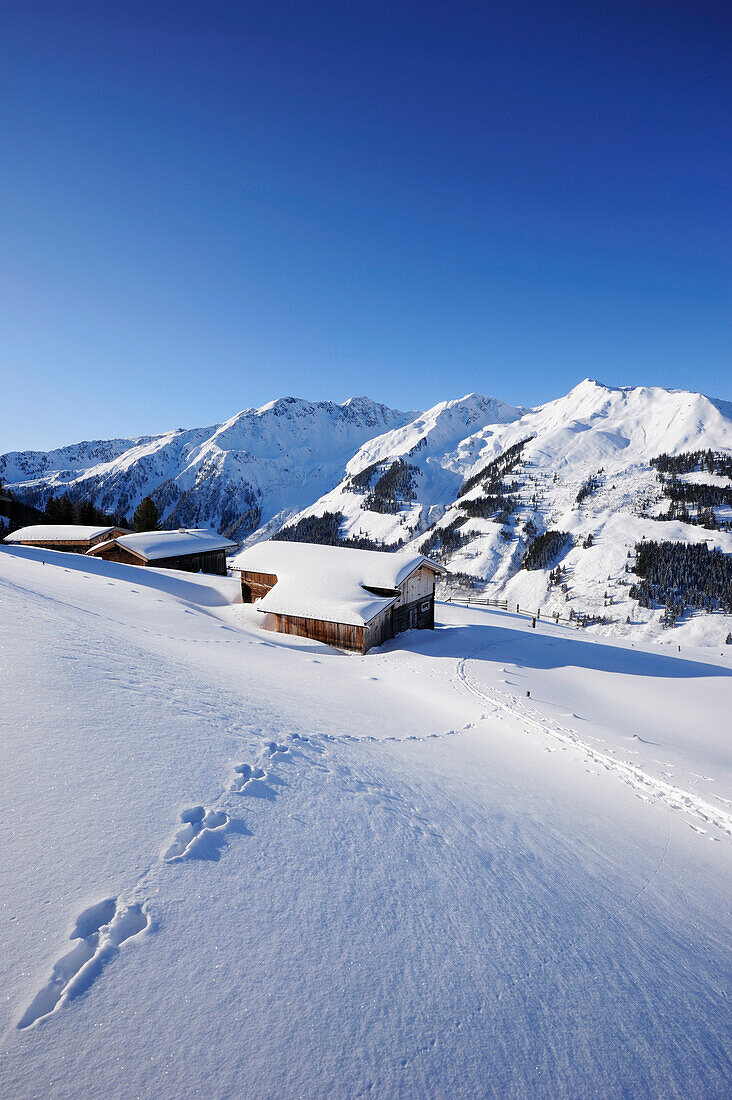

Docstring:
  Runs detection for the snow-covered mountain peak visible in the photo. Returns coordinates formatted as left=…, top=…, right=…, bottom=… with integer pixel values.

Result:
left=343, top=392, right=524, bottom=477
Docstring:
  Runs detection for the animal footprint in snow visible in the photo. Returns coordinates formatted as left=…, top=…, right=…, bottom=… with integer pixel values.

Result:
left=264, top=741, right=290, bottom=757
left=230, top=763, right=266, bottom=792
left=18, top=899, right=149, bottom=1029
left=164, top=806, right=229, bottom=861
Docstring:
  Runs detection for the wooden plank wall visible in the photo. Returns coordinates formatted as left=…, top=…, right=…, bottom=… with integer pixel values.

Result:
left=363, top=607, right=394, bottom=652
left=392, top=592, right=435, bottom=634
left=239, top=569, right=278, bottom=603
left=151, top=550, right=228, bottom=575
left=91, top=546, right=228, bottom=574
left=13, top=540, right=94, bottom=554
left=90, top=545, right=142, bottom=566
left=272, top=614, right=365, bottom=652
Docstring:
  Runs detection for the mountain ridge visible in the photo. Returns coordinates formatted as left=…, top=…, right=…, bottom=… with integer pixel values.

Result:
left=2, top=379, right=731, bottom=643
left=0, top=395, right=415, bottom=540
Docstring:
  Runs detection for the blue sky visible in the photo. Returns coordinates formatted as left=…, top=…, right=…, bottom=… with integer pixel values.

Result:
left=2, top=0, right=730, bottom=450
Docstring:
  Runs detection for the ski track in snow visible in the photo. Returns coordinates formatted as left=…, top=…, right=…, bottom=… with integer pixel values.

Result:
left=455, top=653, right=732, bottom=839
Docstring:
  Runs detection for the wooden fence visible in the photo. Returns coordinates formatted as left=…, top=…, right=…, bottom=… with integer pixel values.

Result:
left=444, top=595, right=508, bottom=610
left=443, top=594, right=610, bottom=629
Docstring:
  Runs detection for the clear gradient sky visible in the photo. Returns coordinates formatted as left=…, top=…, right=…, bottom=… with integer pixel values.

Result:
left=2, top=1, right=730, bottom=450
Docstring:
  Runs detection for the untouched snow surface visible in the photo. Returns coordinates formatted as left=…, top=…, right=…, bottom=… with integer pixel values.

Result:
left=1, top=546, right=731, bottom=1098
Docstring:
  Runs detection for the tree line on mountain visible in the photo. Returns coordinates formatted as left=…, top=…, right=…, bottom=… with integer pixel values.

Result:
left=344, top=458, right=421, bottom=514
left=44, top=491, right=162, bottom=533
left=459, top=492, right=516, bottom=522
left=345, top=460, right=382, bottom=494
left=364, top=459, right=420, bottom=514
left=671, top=481, right=732, bottom=507
left=651, top=449, right=732, bottom=478
left=447, top=437, right=533, bottom=531
left=650, top=448, right=732, bottom=531
left=271, top=510, right=401, bottom=551
left=419, top=516, right=469, bottom=559
left=0, top=479, right=46, bottom=539
left=443, top=570, right=484, bottom=589
left=457, top=436, right=531, bottom=499
left=629, top=539, right=732, bottom=622
left=575, top=471, right=604, bottom=505
left=521, top=530, right=572, bottom=571
left=42, top=492, right=129, bottom=529
left=658, top=478, right=732, bottom=514
left=659, top=499, right=728, bottom=531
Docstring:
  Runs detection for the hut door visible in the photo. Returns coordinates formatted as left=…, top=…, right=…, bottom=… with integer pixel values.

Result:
left=409, top=605, right=417, bottom=629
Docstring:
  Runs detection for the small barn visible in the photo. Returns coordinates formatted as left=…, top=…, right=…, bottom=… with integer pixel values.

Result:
left=87, top=528, right=236, bottom=575
left=4, top=524, right=130, bottom=554
left=233, top=541, right=446, bottom=653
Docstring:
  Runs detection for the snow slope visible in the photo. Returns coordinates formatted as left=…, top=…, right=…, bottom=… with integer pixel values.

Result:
left=1, top=546, right=731, bottom=1098
left=0, top=397, right=412, bottom=540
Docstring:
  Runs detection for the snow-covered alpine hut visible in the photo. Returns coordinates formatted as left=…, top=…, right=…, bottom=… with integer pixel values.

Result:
left=4, top=524, right=130, bottom=554
left=87, top=528, right=236, bottom=575
left=232, top=541, right=446, bottom=653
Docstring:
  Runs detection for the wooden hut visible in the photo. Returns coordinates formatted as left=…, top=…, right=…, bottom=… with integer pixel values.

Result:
left=4, top=524, right=130, bottom=554
left=87, top=528, right=236, bottom=575
left=233, top=541, right=446, bottom=653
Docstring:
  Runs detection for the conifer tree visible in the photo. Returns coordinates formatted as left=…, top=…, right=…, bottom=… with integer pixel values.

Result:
left=133, top=496, right=161, bottom=532
left=77, top=499, right=98, bottom=524
left=49, top=494, right=75, bottom=524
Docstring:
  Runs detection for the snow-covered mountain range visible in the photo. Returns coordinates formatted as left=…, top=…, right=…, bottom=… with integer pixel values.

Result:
left=0, top=396, right=413, bottom=540
left=3, top=379, right=731, bottom=642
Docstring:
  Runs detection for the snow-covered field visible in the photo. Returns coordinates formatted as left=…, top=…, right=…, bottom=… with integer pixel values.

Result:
left=2, top=545, right=731, bottom=1098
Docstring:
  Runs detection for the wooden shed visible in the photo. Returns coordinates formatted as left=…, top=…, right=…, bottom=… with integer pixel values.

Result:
left=233, top=541, right=445, bottom=654
left=87, top=528, right=236, bottom=575
left=4, top=524, right=130, bottom=554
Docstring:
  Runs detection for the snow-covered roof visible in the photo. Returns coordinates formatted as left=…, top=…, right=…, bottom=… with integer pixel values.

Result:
left=5, top=524, right=118, bottom=543
left=94, top=528, right=236, bottom=562
left=232, top=541, right=445, bottom=626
